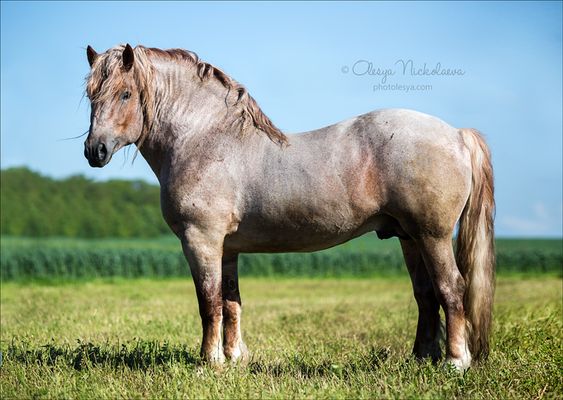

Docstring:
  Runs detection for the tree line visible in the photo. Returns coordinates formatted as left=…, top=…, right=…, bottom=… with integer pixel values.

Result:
left=1, top=167, right=169, bottom=237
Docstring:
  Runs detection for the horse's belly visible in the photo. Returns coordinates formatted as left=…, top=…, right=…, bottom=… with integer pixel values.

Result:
left=223, top=213, right=398, bottom=253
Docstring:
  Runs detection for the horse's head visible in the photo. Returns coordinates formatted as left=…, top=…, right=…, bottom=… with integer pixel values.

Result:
left=84, top=44, right=145, bottom=167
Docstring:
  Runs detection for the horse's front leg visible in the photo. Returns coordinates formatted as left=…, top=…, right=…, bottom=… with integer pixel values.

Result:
left=222, top=255, right=249, bottom=362
left=181, top=227, right=225, bottom=364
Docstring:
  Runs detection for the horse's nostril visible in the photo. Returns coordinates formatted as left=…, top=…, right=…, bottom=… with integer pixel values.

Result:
left=97, top=143, right=107, bottom=161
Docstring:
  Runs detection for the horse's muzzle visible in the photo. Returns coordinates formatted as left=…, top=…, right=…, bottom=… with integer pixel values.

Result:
left=84, top=140, right=113, bottom=168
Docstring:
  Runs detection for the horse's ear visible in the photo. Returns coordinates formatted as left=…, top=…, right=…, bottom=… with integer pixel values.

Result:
left=86, top=45, right=98, bottom=67
left=122, top=44, right=134, bottom=71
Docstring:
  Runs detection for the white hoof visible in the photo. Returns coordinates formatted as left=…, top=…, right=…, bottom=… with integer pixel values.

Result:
left=444, top=356, right=471, bottom=372
left=225, top=341, right=250, bottom=364
left=204, top=345, right=225, bottom=365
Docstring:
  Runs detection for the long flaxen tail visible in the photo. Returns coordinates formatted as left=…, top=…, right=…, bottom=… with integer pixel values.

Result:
left=456, top=128, right=496, bottom=361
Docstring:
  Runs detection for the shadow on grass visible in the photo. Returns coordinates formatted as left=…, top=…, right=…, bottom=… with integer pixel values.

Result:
left=3, top=340, right=198, bottom=371
left=248, top=347, right=390, bottom=378
left=4, top=340, right=394, bottom=376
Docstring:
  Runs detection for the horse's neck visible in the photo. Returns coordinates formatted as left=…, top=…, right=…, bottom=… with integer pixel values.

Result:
left=152, top=59, right=238, bottom=134
left=137, top=59, right=247, bottom=181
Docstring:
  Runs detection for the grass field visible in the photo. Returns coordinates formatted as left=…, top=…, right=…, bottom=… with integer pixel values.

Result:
left=1, top=276, right=561, bottom=398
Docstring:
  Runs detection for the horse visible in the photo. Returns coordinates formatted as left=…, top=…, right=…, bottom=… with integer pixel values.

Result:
left=83, top=44, right=495, bottom=371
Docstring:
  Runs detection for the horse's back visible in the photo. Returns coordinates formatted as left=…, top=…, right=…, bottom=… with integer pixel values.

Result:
left=289, top=108, right=472, bottom=195
left=346, top=108, right=466, bottom=150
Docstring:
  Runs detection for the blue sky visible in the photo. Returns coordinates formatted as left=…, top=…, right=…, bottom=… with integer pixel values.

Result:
left=1, top=1, right=562, bottom=237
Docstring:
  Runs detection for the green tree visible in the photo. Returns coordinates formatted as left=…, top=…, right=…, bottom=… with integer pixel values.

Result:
left=0, top=167, right=168, bottom=238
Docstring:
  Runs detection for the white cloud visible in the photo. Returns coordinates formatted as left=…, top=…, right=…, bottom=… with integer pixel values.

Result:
left=500, top=201, right=562, bottom=237
left=532, top=202, right=549, bottom=220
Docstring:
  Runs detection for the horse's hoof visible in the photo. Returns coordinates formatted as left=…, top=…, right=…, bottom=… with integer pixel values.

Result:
left=225, top=341, right=251, bottom=365
left=200, top=345, right=226, bottom=367
left=443, top=357, right=470, bottom=373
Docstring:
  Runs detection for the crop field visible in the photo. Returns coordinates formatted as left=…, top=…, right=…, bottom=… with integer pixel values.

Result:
left=1, top=276, right=561, bottom=399
left=1, top=236, right=562, bottom=281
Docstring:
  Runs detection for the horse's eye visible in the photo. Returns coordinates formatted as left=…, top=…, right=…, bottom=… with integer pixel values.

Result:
left=121, top=90, right=131, bottom=101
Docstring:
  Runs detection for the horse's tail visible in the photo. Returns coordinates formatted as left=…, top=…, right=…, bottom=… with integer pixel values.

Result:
left=456, top=128, right=496, bottom=361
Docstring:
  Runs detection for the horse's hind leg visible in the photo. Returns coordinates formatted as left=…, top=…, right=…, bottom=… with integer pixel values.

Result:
left=222, top=255, right=249, bottom=362
left=400, top=239, right=442, bottom=362
left=416, top=235, right=471, bottom=370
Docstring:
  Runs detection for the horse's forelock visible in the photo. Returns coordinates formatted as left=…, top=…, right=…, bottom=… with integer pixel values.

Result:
left=85, top=45, right=155, bottom=148
left=86, top=45, right=151, bottom=103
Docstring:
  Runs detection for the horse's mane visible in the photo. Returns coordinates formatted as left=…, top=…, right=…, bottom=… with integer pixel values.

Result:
left=86, top=44, right=287, bottom=146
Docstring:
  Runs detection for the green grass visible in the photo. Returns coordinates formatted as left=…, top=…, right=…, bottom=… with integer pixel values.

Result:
left=1, top=276, right=561, bottom=398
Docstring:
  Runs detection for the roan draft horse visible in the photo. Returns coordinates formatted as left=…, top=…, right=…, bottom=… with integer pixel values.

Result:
left=83, top=44, right=495, bottom=371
